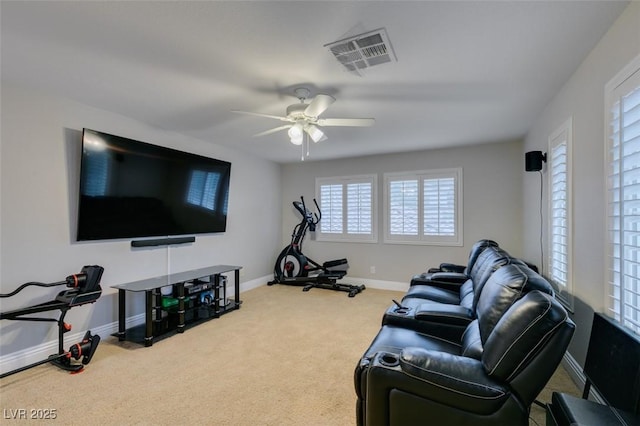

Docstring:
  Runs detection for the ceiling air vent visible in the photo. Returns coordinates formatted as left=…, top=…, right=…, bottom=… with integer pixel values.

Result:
left=324, top=27, right=397, bottom=76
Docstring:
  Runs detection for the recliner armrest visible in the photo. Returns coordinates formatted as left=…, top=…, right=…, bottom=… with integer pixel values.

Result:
left=438, top=263, right=466, bottom=274
left=365, top=348, right=509, bottom=417
left=429, top=271, right=468, bottom=283
left=410, top=272, right=468, bottom=291
left=415, top=303, right=473, bottom=326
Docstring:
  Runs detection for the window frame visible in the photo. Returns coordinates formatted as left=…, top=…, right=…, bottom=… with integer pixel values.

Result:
left=383, top=167, right=463, bottom=246
left=548, top=117, right=574, bottom=310
left=605, top=53, right=640, bottom=335
left=315, top=174, right=378, bottom=243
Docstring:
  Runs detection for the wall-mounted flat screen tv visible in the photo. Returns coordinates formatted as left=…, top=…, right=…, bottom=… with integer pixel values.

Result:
left=77, top=128, right=231, bottom=241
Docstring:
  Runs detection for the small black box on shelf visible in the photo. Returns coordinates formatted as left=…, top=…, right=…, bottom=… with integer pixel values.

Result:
left=197, top=306, right=212, bottom=319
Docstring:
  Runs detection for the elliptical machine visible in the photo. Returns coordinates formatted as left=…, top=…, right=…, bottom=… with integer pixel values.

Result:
left=268, top=197, right=365, bottom=297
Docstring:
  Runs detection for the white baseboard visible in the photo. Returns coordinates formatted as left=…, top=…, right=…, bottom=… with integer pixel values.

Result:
left=239, top=274, right=271, bottom=292
left=561, top=352, right=605, bottom=404
left=0, top=313, right=145, bottom=376
left=0, top=275, right=271, bottom=376
left=241, top=274, right=409, bottom=293
left=341, top=277, right=409, bottom=293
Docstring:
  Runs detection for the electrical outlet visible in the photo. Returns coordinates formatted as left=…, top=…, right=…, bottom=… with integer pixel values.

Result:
left=370, top=266, right=376, bottom=274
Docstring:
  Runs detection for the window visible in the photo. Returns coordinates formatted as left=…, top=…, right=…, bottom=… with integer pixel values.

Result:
left=606, top=54, right=640, bottom=334
left=316, top=175, right=377, bottom=242
left=384, top=168, right=462, bottom=245
left=548, top=118, right=573, bottom=309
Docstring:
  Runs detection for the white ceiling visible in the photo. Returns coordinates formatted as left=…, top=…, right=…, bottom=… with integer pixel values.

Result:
left=1, top=1, right=629, bottom=163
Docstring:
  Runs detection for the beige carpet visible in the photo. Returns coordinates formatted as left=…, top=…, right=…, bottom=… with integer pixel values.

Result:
left=0, top=284, right=579, bottom=425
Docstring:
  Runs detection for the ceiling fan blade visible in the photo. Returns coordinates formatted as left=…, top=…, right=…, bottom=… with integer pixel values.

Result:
left=317, top=118, right=375, bottom=127
left=253, top=125, right=292, bottom=137
left=231, top=110, right=290, bottom=122
left=304, top=94, right=336, bottom=118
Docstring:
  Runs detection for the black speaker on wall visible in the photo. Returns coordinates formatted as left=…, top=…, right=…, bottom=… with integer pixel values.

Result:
left=525, top=151, right=547, bottom=172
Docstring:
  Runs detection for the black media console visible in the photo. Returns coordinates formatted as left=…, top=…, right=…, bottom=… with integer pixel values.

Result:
left=112, top=265, right=242, bottom=346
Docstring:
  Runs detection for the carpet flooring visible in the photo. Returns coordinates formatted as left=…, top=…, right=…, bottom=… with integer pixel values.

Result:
left=0, top=284, right=579, bottom=425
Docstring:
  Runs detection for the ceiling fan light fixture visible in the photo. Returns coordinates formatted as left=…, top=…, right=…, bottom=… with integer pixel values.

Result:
left=232, top=90, right=374, bottom=153
left=288, top=122, right=304, bottom=140
left=305, top=124, right=327, bottom=143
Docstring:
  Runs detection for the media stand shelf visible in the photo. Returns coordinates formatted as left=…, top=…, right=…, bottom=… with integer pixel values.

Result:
left=112, top=265, right=242, bottom=347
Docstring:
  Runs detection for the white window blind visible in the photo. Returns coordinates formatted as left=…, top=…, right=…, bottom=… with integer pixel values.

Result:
left=385, top=168, right=462, bottom=246
left=548, top=118, right=573, bottom=309
left=316, top=175, right=377, bottom=242
left=606, top=56, right=640, bottom=334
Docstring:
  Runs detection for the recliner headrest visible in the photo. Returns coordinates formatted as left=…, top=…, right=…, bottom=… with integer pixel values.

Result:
left=470, top=257, right=554, bottom=311
left=475, top=263, right=555, bottom=343
left=466, top=239, right=499, bottom=272
left=482, top=290, right=569, bottom=382
left=468, top=246, right=510, bottom=281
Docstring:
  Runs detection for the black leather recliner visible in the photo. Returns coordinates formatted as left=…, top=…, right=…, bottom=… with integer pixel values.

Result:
left=354, top=264, right=574, bottom=425
left=383, top=260, right=555, bottom=341
left=418, top=238, right=498, bottom=276
left=402, top=245, right=511, bottom=307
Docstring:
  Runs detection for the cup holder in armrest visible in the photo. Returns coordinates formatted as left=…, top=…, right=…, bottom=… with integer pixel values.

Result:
left=378, top=352, right=400, bottom=367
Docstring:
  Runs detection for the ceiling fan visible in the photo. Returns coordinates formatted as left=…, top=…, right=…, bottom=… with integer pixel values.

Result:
left=231, top=87, right=374, bottom=145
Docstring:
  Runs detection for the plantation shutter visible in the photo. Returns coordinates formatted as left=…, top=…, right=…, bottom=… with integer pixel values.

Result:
left=550, top=138, right=569, bottom=289
left=385, top=168, right=462, bottom=245
left=423, top=177, right=456, bottom=236
left=316, top=175, right=377, bottom=242
left=389, top=179, right=419, bottom=236
left=320, top=184, right=343, bottom=234
left=607, top=63, right=640, bottom=334
left=347, top=182, right=372, bottom=234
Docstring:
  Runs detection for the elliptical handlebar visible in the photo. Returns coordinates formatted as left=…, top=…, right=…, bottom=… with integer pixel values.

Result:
left=290, top=196, right=322, bottom=246
left=294, top=196, right=321, bottom=227
left=312, top=198, right=321, bottom=224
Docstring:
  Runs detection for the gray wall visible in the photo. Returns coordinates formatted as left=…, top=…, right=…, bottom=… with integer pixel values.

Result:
left=281, top=139, right=524, bottom=286
left=0, top=84, right=282, bottom=353
left=523, top=2, right=640, bottom=366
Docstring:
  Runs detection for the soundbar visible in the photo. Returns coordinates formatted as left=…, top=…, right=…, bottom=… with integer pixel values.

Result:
left=131, top=236, right=196, bottom=248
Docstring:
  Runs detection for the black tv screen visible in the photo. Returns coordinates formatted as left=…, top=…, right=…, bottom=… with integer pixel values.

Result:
left=77, top=128, right=231, bottom=241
